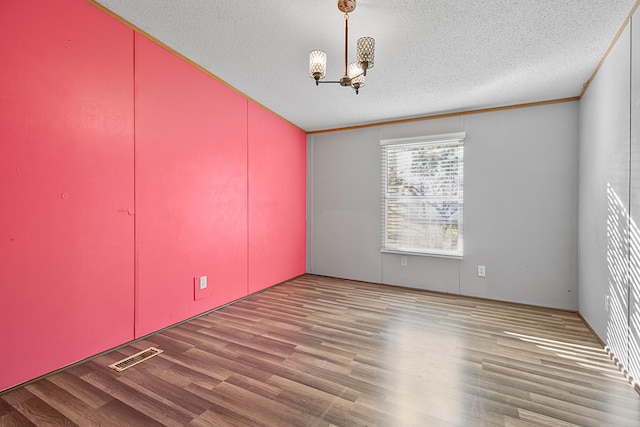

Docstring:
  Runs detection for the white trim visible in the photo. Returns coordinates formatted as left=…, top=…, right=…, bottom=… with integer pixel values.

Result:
left=380, top=132, right=466, bottom=146
left=380, top=132, right=465, bottom=257
left=380, top=249, right=463, bottom=260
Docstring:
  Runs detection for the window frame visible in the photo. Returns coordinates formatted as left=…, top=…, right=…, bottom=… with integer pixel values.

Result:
left=380, top=132, right=465, bottom=258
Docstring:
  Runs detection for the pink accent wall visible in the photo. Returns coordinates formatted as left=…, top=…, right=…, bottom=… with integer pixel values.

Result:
left=134, top=34, right=249, bottom=337
left=0, top=0, right=135, bottom=390
left=0, top=0, right=306, bottom=392
left=248, top=104, right=307, bottom=293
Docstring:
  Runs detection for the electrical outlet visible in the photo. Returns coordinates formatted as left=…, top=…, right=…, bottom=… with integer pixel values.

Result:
left=605, top=295, right=610, bottom=312
left=477, top=265, right=486, bottom=277
left=194, top=275, right=211, bottom=301
left=401, top=256, right=407, bottom=266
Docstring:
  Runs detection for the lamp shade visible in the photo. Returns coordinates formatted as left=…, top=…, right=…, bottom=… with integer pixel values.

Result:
left=348, top=62, right=364, bottom=79
left=357, top=37, right=375, bottom=70
left=309, top=50, right=327, bottom=79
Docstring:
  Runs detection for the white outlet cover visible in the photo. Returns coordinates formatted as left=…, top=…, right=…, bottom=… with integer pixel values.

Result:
left=199, top=275, right=207, bottom=289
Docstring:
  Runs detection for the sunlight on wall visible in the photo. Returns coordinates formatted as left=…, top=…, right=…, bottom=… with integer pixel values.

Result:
left=629, top=212, right=640, bottom=383
left=605, top=182, right=640, bottom=385
left=606, top=182, right=630, bottom=369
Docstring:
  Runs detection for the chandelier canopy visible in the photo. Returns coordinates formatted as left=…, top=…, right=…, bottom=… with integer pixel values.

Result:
left=309, top=0, right=375, bottom=94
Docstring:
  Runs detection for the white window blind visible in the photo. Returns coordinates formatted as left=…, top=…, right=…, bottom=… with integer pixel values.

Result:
left=381, top=132, right=465, bottom=257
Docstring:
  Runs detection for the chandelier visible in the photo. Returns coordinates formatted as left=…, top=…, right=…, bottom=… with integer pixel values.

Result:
left=309, top=0, right=375, bottom=94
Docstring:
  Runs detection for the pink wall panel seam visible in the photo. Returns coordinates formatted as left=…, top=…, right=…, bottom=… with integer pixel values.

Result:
left=133, top=29, right=138, bottom=339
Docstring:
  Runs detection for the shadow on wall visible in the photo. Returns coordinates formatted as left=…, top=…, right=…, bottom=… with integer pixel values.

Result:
left=606, top=182, right=640, bottom=384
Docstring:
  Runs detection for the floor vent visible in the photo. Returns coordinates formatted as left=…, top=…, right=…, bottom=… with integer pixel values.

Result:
left=109, top=347, right=163, bottom=372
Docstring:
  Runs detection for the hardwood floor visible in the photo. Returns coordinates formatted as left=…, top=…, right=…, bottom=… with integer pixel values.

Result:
left=1, top=274, right=639, bottom=426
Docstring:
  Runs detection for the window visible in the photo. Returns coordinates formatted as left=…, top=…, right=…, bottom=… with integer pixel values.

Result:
left=381, top=132, right=465, bottom=257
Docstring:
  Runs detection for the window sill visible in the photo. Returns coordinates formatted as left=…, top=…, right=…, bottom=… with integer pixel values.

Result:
left=380, top=249, right=463, bottom=260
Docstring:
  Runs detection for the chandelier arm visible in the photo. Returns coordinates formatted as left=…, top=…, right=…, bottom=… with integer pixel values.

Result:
left=316, top=80, right=342, bottom=84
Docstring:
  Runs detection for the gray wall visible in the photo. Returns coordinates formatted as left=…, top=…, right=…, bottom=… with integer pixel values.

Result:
left=579, top=12, right=640, bottom=381
left=308, top=102, right=579, bottom=310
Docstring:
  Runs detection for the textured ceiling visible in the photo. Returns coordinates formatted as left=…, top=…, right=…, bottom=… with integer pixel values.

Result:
left=94, top=0, right=636, bottom=132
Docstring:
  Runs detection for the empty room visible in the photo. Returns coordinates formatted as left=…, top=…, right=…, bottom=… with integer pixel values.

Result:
left=2, top=0, right=640, bottom=425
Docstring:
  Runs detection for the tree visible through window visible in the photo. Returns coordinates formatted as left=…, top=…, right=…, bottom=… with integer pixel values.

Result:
left=381, top=133, right=464, bottom=257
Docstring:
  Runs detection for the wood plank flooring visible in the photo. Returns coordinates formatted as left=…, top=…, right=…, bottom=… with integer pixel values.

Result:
left=2, top=274, right=639, bottom=426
